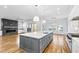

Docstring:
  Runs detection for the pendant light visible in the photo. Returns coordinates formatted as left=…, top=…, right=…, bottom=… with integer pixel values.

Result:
left=33, top=16, right=39, bottom=22
left=42, top=20, right=46, bottom=23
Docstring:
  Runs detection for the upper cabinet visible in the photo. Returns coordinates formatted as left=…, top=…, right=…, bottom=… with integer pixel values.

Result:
left=72, top=16, right=79, bottom=21
left=71, top=16, right=79, bottom=33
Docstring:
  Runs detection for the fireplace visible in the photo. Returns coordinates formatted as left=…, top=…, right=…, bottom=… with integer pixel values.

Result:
left=6, top=29, right=17, bottom=34
left=2, top=28, right=18, bottom=35
left=1, top=18, right=18, bottom=35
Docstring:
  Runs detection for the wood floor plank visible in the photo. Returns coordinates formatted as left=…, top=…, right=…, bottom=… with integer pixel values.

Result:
left=0, top=34, right=71, bottom=53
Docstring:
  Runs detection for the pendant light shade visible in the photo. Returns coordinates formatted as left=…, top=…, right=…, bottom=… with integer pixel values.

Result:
left=33, top=16, right=39, bottom=22
left=42, top=20, right=46, bottom=23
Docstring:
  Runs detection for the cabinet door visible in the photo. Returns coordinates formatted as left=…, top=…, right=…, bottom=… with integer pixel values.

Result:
left=72, top=37, right=79, bottom=53
left=31, top=39, right=39, bottom=52
left=25, top=37, right=32, bottom=50
left=20, top=36, right=26, bottom=49
left=20, top=36, right=32, bottom=49
left=40, top=39, right=43, bottom=49
left=40, top=37, right=47, bottom=52
left=71, top=21, right=79, bottom=32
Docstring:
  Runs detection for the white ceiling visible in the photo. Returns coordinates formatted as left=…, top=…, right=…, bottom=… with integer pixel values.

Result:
left=0, top=5, right=73, bottom=20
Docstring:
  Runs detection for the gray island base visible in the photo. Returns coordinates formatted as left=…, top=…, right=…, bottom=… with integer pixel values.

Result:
left=20, top=31, right=53, bottom=53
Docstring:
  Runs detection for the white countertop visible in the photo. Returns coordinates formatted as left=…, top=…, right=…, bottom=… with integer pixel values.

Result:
left=53, top=32, right=67, bottom=35
left=20, top=31, right=53, bottom=39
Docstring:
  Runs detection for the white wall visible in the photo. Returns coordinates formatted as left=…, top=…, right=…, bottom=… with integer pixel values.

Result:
left=18, top=20, right=28, bottom=33
left=0, top=18, right=1, bottom=30
left=0, top=18, right=2, bottom=36
left=18, top=20, right=23, bottom=33
left=42, top=18, right=68, bottom=33
left=57, top=18, right=68, bottom=33
left=68, top=6, right=79, bottom=33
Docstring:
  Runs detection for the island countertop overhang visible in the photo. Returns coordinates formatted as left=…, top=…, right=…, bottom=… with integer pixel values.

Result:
left=20, top=31, right=53, bottom=39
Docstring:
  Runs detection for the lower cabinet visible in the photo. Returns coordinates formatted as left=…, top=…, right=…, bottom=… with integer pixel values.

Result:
left=40, top=33, right=53, bottom=52
left=20, top=33, right=53, bottom=53
left=72, top=37, right=79, bottom=53
left=31, top=39, right=39, bottom=52
left=20, top=36, right=26, bottom=49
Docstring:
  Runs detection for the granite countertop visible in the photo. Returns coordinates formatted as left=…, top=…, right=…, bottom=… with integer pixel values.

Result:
left=20, top=31, right=53, bottom=39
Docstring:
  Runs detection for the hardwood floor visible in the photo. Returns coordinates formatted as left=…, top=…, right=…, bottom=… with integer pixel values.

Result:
left=44, top=34, right=71, bottom=53
left=0, top=34, right=71, bottom=53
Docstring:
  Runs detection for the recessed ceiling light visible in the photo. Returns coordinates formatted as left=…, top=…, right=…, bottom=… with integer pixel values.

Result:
left=4, top=5, right=7, bottom=8
left=57, top=8, right=60, bottom=10
left=57, top=8, right=61, bottom=15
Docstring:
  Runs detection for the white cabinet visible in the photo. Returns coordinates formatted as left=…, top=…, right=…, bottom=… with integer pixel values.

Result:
left=72, top=37, right=79, bottom=53
left=0, top=31, right=2, bottom=36
left=71, top=20, right=79, bottom=33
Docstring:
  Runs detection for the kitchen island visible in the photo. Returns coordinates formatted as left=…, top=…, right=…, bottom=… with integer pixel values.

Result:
left=20, top=31, right=53, bottom=53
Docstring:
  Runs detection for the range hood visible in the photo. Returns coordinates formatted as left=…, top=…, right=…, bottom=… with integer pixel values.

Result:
left=72, top=16, right=79, bottom=20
